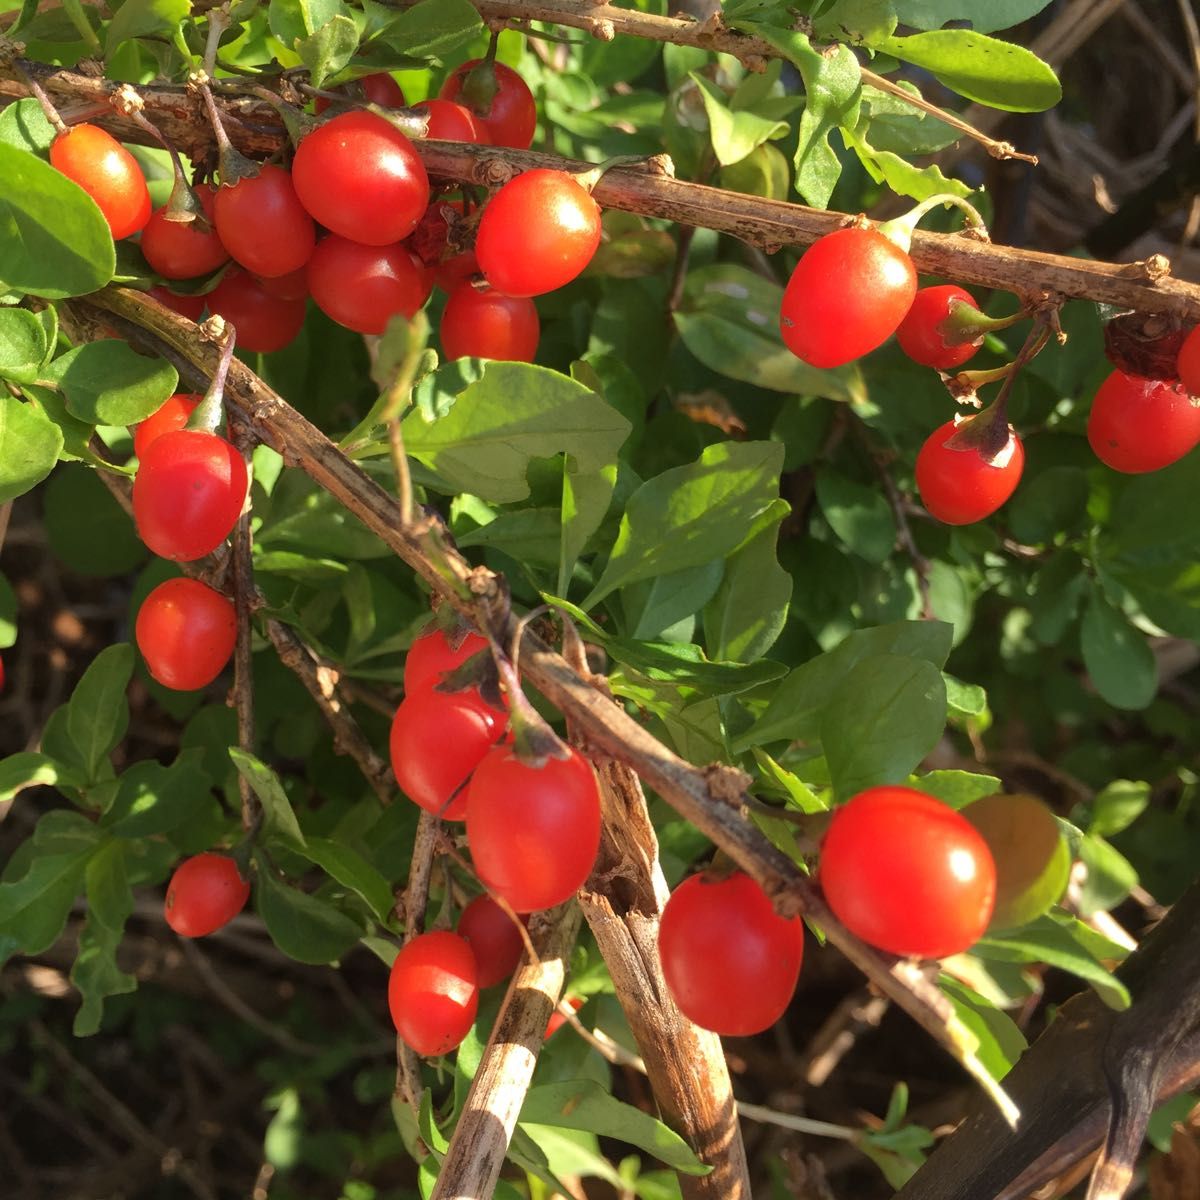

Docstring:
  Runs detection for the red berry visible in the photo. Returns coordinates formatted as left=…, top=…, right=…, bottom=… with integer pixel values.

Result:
left=780, top=226, right=917, bottom=368
left=545, top=995, right=583, bottom=1039
left=306, top=236, right=431, bottom=335
left=404, top=627, right=490, bottom=695
left=439, top=60, right=536, bottom=150
left=819, top=785, right=996, bottom=959
left=388, top=931, right=479, bottom=1056
left=915, top=417, right=1024, bottom=525
left=253, top=267, right=308, bottom=302
left=440, top=283, right=539, bottom=362
left=475, top=170, right=601, bottom=298
left=896, top=284, right=982, bottom=371
left=457, top=895, right=527, bottom=988
left=164, top=853, right=250, bottom=937
left=50, top=123, right=151, bottom=240
left=147, top=286, right=205, bottom=321
left=136, top=577, right=236, bottom=691
left=415, top=98, right=490, bottom=143
left=292, top=111, right=430, bottom=246
left=658, top=871, right=804, bottom=1037
left=132, top=430, right=248, bottom=562
left=212, top=164, right=316, bottom=279
left=132, top=392, right=200, bottom=461
left=140, top=182, right=229, bottom=280
left=0, top=656, right=5, bottom=691
left=315, top=72, right=406, bottom=114
left=1179, top=326, right=1200, bottom=396
left=466, top=744, right=601, bottom=913
left=389, top=689, right=501, bottom=820
left=206, top=269, right=306, bottom=354
left=1087, top=369, right=1200, bottom=474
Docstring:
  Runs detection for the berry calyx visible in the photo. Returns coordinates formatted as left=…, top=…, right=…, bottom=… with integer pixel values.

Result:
left=140, top=182, right=229, bottom=280
left=164, top=853, right=250, bottom=937
left=475, top=170, right=602, bottom=298
left=212, top=164, right=316, bottom=279
left=465, top=743, right=602, bottom=913
left=292, top=111, right=430, bottom=246
left=457, top=895, right=527, bottom=988
left=135, top=577, right=237, bottom=691
left=404, top=626, right=490, bottom=696
left=439, top=60, right=536, bottom=150
left=896, top=285, right=985, bottom=371
left=819, top=785, right=997, bottom=959
left=132, top=430, right=248, bottom=562
left=132, top=393, right=201, bottom=460
left=915, top=415, right=1024, bottom=525
left=306, top=236, right=432, bottom=335
left=779, top=225, right=917, bottom=368
left=389, top=689, right=501, bottom=820
left=440, top=283, right=539, bottom=363
left=1087, top=369, right=1200, bottom=474
left=388, top=931, right=479, bottom=1056
left=49, top=123, right=151, bottom=240
left=658, top=871, right=804, bottom=1037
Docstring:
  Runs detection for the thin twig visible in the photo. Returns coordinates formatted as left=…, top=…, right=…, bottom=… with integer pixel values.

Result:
left=229, top=418, right=259, bottom=835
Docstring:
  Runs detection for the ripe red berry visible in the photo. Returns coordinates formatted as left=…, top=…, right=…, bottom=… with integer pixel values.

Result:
left=780, top=226, right=917, bottom=368
left=50, top=123, right=151, bottom=240
left=658, top=871, right=804, bottom=1037
left=132, top=430, right=248, bottom=562
left=440, top=283, right=539, bottom=362
left=140, top=183, right=229, bottom=280
left=388, top=931, right=479, bottom=1056
left=896, top=284, right=982, bottom=371
left=292, top=111, right=430, bottom=246
left=819, top=785, right=996, bottom=959
left=475, top=170, right=601, bottom=298
left=0, top=656, right=5, bottom=691
left=206, top=269, right=307, bottom=354
left=457, top=895, right=527, bottom=988
left=439, top=60, right=536, bottom=150
left=147, top=285, right=205, bottom=321
left=306, top=236, right=432, bottom=335
left=389, top=689, right=501, bottom=820
left=1179, top=326, right=1200, bottom=396
left=415, top=98, right=490, bottom=143
left=136, top=577, right=236, bottom=691
left=466, top=744, right=601, bottom=913
left=915, top=417, right=1024, bottom=525
left=253, top=267, right=308, bottom=302
left=315, top=71, right=406, bottom=114
left=164, top=853, right=250, bottom=937
left=404, top=627, right=490, bottom=695
left=545, top=995, right=583, bottom=1039
left=1087, top=369, right=1200, bottom=474
left=212, top=164, right=316, bottom=279
left=132, top=392, right=200, bottom=460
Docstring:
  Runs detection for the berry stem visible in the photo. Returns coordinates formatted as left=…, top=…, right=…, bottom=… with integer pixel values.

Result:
left=459, top=32, right=502, bottom=116
left=187, top=321, right=238, bottom=435
left=937, top=297, right=1026, bottom=348
left=60, top=0, right=101, bottom=52
left=378, top=311, right=431, bottom=527
left=488, top=606, right=570, bottom=765
left=574, top=154, right=656, bottom=192
left=202, top=6, right=230, bottom=79
left=12, top=61, right=67, bottom=135
left=878, top=193, right=990, bottom=253
left=193, top=72, right=259, bottom=187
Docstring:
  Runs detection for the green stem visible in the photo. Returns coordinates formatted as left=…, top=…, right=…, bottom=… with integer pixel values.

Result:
left=202, top=6, right=230, bottom=79
left=195, top=74, right=258, bottom=186
left=13, top=62, right=67, bottom=135
left=187, top=325, right=238, bottom=434
left=938, top=297, right=1026, bottom=347
left=61, top=0, right=100, bottom=52
left=878, top=192, right=990, bottom=253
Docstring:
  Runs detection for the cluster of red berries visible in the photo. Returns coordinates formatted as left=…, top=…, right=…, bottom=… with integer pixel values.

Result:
left=385, top=626, right=602, bottom=1056
left=780, top=225, right=1200, bottom=529
left=48, top=62, right=603, bottom=366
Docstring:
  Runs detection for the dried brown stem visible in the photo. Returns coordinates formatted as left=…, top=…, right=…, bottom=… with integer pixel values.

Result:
left=3, top=66, right=1199, bottom=318
left=229, top=421, right=258, bottom=835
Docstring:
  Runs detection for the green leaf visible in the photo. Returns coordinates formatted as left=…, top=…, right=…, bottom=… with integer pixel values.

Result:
left=974, top=913, right=1130, bottom=1010
left=0, top=751, right=64, bottom=803
left=689, top=71, right=790, bottom=167
left=0, top=142, right=115, bottom=298
left=230, top=749, right=307, bottom=847
left=404, top=361, right=631, bottom=506
left=607, top=638, right=787, bottom=697
left=0, top=98, right=56, bottom=157
left=105, top=0, right=190, bottom=54
left=102, top=753, right=214, bottom=838
left=939, top=976, right=1026, bottom=1080
left=915, top=769, right=1001, bottom=809
left=45, top=340, right=178, bottom=425
left=892, top=0, right=1054, bottom=34
left=43, top=464, right=148, bottom=578
left=944, top=674, right=987, bottom=717
left=295, top=836, right=395, bottom=924
left=622, top=560, right=725, bottom=641
left=67, top=644, right=135, bottom=782
left=878, top=30, right=1061, bottom=112
left=0, top=394, right=63, bottom=504
left=1076, top=834, right=1138, bottom=918
left=1080, top=588, right=1157, bottom=711
left=841, top=120, right=975, bottom=203
left=676, top=265, right=862, bottom=399
left=0, top=572, right=15, bottom=648
left=720, top=141, right=792, bottom=200
left=815, top=468, right=896, bottom=564
left=71, top=916, right=136, bottom=1036
left=256, top=868, right=363, bottom=964
left=85, top=839, right=133, bottom=934
left=0, top=839, right=93, bottom=927
left=821, top=654, right=947, bottom=798
left=1006, top=466, right=1089, bottom=545
left=1086, top=780, right=1151, bottom=839
left=812, top=0, right=898, bottom=44
left=520, top=1081, right=707, bottom=1175
left=703, top=500, right=791, bottom=662
left=736, top=620, right=953, bottom=749
left=296, top=14, right=359, bottom=90
left=375, top=0, right=483, bottom=59
left=0, top=307, right=48, bottom=385
left=583, top=441, right=784, bottom=608
left=859, top=83, right=962, bottom=155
